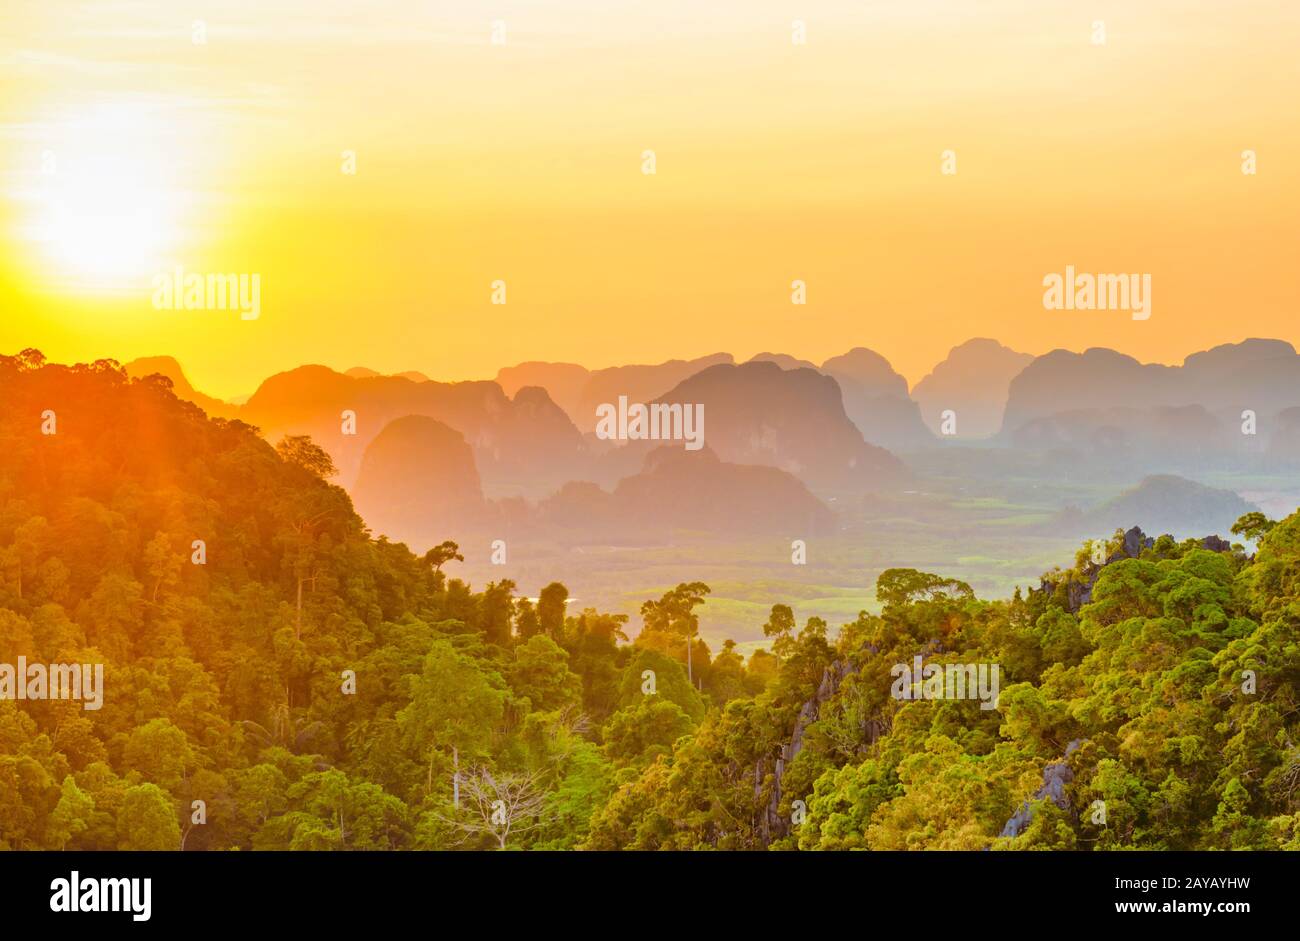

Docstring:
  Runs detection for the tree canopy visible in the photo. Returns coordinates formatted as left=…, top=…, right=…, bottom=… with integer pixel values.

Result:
left=0, top=356, right=1296, bottom=851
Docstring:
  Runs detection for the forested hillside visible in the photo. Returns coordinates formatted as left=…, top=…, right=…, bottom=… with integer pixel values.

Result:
left=1, top=352, right=1297, bottom=850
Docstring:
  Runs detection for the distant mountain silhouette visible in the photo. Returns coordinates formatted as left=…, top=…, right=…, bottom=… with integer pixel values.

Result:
left=1058, top=474, right=1257, bottom=538
left=1267, top=407, right=1300, bottom=464
left=641, top=361, right=907, bottom=494
left=123, top=356, right=237, bottom=419
left=497, top=353, right=734, bottom=432
left=911, top=338, right=1033, bottom=438
left=1010, top=404, right=1233, bottom=464
left=351, top=415, right=487, bottom=545
left=500, top=349, right=933, bottom=450
left=821, top=347, right=909, bottom=398
left=345, top=366, right=429, bottom=382
left=495, top=361, right=591, bottom=417
left=132, top=336, right=1300, bottom=515
left=732, top=349, right=934, bottom=451
left=1002, top=348, right=1178, bottom=434
left=749, top=352, right=819, bottom=371
left=538, top=445, right=834, bottom=541
left=1003, top=339, right=1300, bottom=437
left=578, top=354, right=736, bottom=433
left=820, top=348, right=934, bottom=451
left=1182, top=338, right=1299, bottom=385
left=240, top=366, right=586, bottom=497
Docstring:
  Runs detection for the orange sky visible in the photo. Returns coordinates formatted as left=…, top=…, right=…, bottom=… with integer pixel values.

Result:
left=2, top=0, right=1299, bottom=398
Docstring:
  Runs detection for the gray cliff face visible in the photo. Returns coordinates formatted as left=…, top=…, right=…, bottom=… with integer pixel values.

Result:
left=1036, top=525, right=1148, bottom=614
left=750, top=524, right=1240, bottom=850
left=756, top=660, right=857, bottom=846
left=999, top=740, right=1085, bottom=839
left=1036, top=524, right=1238, bottom=614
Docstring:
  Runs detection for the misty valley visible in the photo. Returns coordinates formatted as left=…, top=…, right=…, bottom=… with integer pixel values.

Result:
left=2, top=336, right=1298, bottom=853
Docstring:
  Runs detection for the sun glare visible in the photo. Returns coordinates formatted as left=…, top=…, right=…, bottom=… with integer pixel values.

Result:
left=22, top=103, right=186, bottom=293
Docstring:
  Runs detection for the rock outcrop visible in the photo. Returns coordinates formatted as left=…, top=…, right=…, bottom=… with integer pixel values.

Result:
left=1035, top=524, right=1239, bottom=614
left=756, top=660, right=856, bottom=846
left=351, top=415, right=487, bottom=545
left=652, top=361, right=908, bottom=495
left=998, top=739, right=1085, bottom=839
left=911, top=338, right=1033, bottom=438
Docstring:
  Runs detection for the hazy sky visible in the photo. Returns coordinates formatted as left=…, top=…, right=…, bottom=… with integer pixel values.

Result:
left=3, top=0, right=1299, bottom=398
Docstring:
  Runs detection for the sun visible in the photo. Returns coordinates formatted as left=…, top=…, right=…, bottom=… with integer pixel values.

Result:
left=23, top=102, right=186, bottom=292
left=36, top=158, right=174, bottom=285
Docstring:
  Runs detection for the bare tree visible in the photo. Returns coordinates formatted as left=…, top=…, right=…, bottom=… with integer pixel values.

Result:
left=551, top=705, right=592, bottom=744
left=438, top=766, right=551, bottom=850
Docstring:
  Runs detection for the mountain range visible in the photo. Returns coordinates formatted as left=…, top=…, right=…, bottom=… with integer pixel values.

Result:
left=912, top=338, right=1034, bottom=438
left=999, top=340, right=1300, bottom=468
left=119, top=336, right=1300, bottom=547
